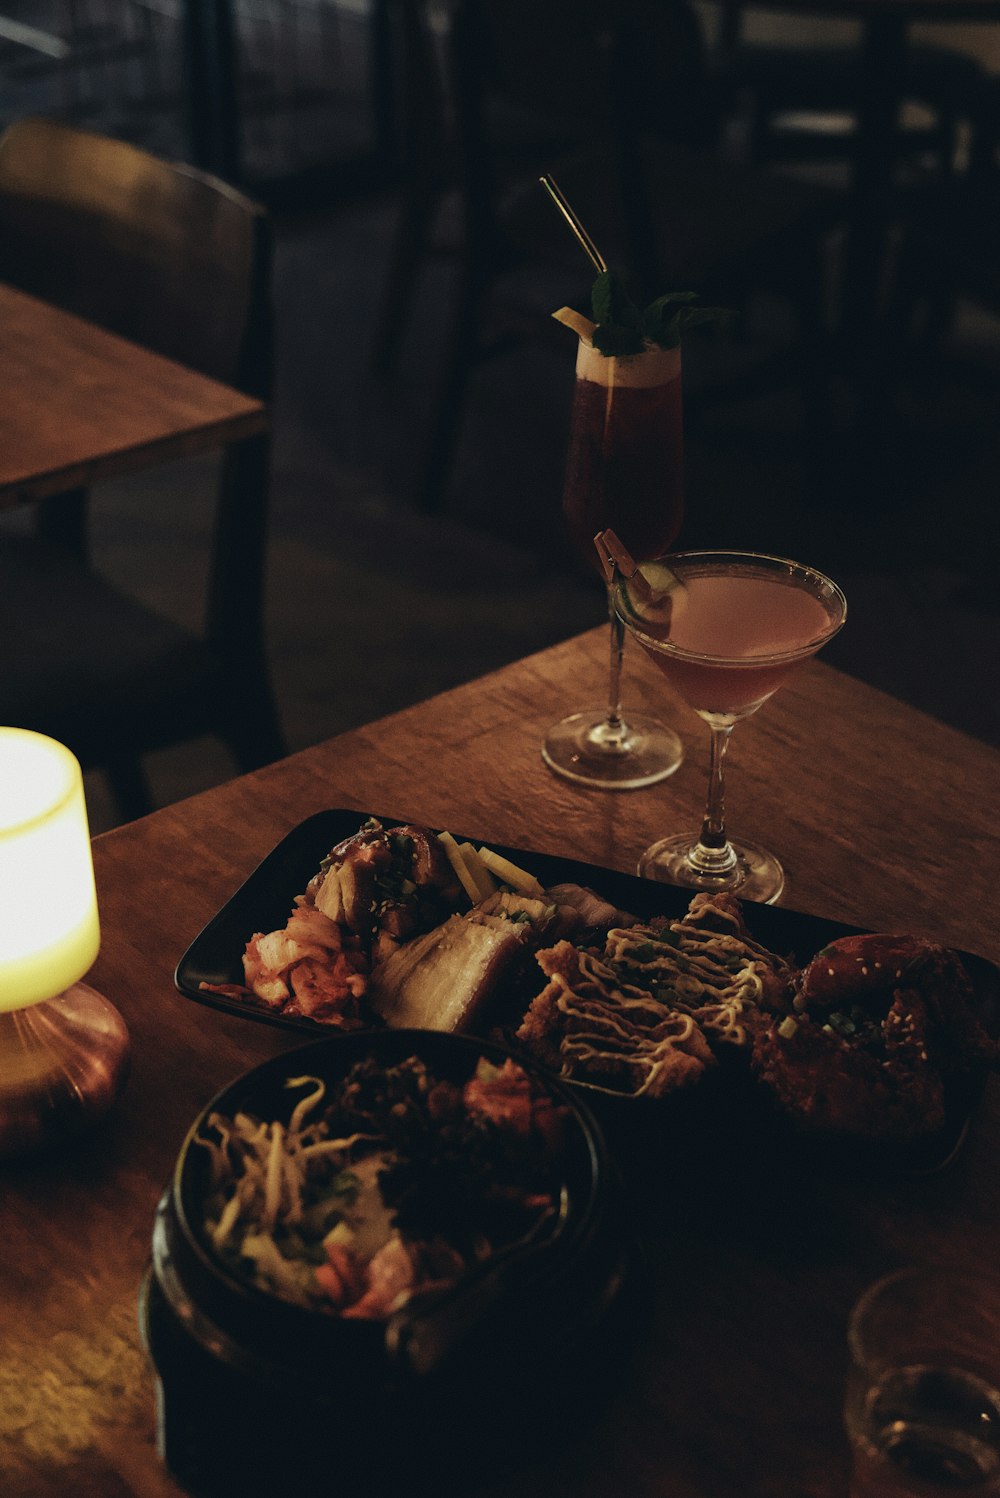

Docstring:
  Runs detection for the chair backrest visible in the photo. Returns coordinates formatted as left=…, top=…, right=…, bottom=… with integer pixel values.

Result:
left=0, top=117, right=273, bottom=657
left=456, top=0, right=712, bottom=149
left=438, top=0, right=714, bottom=299
left=0, top=117, right=271, bottom=398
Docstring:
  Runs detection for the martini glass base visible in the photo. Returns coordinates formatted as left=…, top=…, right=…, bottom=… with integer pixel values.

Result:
left=542, top=709, right=683, bottom=789
left=637, top=833, right=785, bottom=904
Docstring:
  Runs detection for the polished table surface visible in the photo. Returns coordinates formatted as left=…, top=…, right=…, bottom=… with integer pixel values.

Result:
left=2, top=629, right=998, bottom=1497
left=0, top=282, right=267, bottom=508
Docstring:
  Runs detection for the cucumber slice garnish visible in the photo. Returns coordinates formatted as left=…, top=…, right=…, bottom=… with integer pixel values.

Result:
left=618, top=561, right=684, bottom=629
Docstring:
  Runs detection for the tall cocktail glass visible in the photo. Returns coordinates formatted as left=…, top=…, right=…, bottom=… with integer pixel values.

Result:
left=542, top=336, right=686, bottom=788
left=613, top=550, right=847, bottom=903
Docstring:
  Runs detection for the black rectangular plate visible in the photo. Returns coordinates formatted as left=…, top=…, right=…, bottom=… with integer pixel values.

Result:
left=175, top=809, right=999, bottom=1175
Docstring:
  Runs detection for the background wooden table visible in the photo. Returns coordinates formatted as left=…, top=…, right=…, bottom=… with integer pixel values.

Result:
left=2, top=630, right=998, bottom=1497
left=716, top=0, right=1000, bottom=338
left=0, top=282, right=267, bottom=508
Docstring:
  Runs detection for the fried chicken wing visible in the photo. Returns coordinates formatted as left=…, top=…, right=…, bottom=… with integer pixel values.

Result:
left=750, top=932, right=996, bottom=1141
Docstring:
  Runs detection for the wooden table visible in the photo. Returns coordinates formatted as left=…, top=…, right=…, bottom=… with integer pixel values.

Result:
left=2, top=630, right=998, bottom=1498
left=0, top=282, right=267, bottom=508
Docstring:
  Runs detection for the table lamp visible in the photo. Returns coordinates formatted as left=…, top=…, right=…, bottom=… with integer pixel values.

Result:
left=0, top=727, right=130, bottom=1155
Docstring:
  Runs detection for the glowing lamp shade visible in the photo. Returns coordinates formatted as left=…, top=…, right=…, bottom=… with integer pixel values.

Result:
left=0, top=729, right=101, bottom=1011
left=0, top=729, right=129, bottom=1156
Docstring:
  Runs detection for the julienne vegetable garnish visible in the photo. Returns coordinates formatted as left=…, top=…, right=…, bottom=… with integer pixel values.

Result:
left=196, top=1054, right=566, bottom=1320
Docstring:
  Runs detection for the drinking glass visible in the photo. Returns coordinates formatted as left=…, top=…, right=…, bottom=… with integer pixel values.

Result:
left=613, top=549, right=846, bottom=903
left=845, top=1266, right=1000, bottom=1497
left=542, top=336, right=685, bottom=788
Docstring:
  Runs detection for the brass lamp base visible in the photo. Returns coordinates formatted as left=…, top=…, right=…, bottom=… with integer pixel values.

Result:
left=0, top=982, right=131, bottom=1157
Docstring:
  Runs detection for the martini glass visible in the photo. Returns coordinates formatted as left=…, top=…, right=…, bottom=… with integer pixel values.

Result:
left=613, top=550, right=847, bottom=903
left=542, top=335, right=686, bottom=789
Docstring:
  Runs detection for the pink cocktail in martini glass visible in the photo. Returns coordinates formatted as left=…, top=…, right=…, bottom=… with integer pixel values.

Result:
left=614, top=550, right=847, bottom=903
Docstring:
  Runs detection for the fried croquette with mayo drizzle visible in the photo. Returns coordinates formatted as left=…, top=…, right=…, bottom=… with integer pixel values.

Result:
left=516, top=940, right=715, bottom=1098
left=515, top=892, right=796, bottom=1096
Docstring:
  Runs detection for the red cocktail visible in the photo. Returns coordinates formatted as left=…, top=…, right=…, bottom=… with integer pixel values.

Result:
left=563, top=341, right=684, bottom=571
left=543, top=337, right=686, bottom=789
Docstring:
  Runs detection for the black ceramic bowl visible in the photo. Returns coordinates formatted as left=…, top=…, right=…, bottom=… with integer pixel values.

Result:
left=140, top=1029, right=641, bottom=1498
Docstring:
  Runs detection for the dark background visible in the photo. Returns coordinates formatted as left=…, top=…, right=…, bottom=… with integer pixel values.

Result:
left=1, top=0, right=998, bottom=833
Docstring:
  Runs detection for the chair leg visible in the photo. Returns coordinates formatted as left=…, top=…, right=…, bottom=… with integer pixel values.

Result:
left=104, top=753, right=155, bottom=824
left=790, top=236, right=836, bottom=492
left=224, top=719, right=287, bottom=777
left=884, top=225, right=955, bottom=371
left=36, top=487, right=89, bottom=562
left=371, top=177, right=443, bottom=378
left=414, top=260, right=485, bottom=513
left=747, top=98, right=775, bottom=165
left=220, top=666, right=288, bottom=775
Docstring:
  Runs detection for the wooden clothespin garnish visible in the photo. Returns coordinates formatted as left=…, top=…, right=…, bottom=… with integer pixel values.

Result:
left=594, top=528, right=639, bottom=587
left=594, top=529, right=683, bottom=617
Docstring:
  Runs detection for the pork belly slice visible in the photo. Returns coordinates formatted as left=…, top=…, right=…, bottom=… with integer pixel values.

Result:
left=545, top=883, right=636, bottom=934
left=368, top=914, right=531, bottom=1032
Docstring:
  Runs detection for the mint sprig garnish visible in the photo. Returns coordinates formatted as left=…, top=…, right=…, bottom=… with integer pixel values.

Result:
left=591, top=271, right=731, bottom=356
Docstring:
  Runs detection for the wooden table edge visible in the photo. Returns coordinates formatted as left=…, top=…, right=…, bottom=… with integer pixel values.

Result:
left=1, top=404, right=269, bottom=506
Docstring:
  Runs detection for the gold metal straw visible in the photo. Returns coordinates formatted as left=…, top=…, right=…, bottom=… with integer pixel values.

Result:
left=539, top=174, right=607, bottom=275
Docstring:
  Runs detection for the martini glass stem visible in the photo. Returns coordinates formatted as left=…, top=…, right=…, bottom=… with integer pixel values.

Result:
left=689, top=724, right=739, bottom=878
left=603, top=587, right=626, bottom=740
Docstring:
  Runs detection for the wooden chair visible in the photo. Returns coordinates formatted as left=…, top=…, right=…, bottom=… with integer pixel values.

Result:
left=889, top=76, right=1000, bottom=348
left=372, top=0, right=840, bottom=513
left=861, top=74, right=1000, bottom=495
left=0, top=116, right=286, bottom=821
left=713, top=10, right=985, bottom=183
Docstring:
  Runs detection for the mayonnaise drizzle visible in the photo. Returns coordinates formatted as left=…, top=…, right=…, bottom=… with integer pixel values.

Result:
left=603, top=916, right=772, bottom=1050
left=525, top=905, right=786, bottom=1098
left=537, top=947, right=713, bottom=1097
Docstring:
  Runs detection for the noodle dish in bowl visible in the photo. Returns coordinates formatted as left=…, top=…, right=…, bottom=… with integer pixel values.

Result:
left=141, top=1028, right=640, bottom=1498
